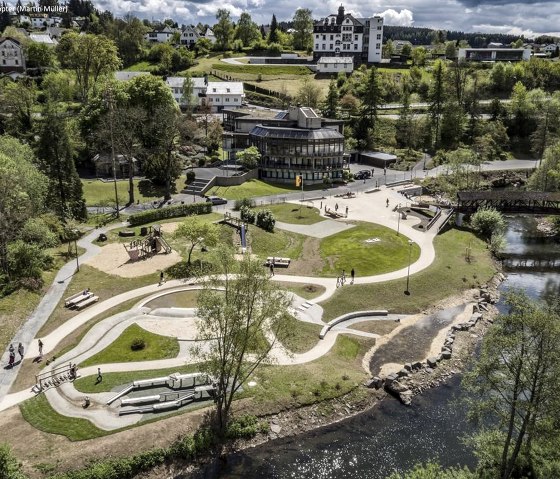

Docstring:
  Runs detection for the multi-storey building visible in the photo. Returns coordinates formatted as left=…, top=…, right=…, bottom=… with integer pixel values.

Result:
left=223, top=106, right=346, bottom=185
left=313, top=5, right=383, bottom=65
left=0, top=37, right=26, bottom=73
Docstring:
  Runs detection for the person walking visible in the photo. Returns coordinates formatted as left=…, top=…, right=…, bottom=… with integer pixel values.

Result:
left=345, top=206, right=349, bottom=217
left=336, top=276, right=341, bottom=288
left=270, top=262, right=275, bottom=276
left=17, top=343, right=24, bottom=361
left=96, top=368, right=103, bottom=383
left=351, top=268, right=355, bottom=284
left=38, top=339, right=44, bottom=357
left=8, top=351, right=15, bottom=368
left=159, top=270, right=164, bottom=286
left=335, top=203, right=338, bottom=212
left=386, top=198, right=389, bottom=208
left=341, top=269, right=346, bottom=285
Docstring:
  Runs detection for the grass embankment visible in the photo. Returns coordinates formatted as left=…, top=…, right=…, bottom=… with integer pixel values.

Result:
left=277, top=282, right=326, bottom=300
left=320, top=222, right=421, bottom=277
left=124, top=61, right=158, bottom=72
left=321, top=227, right=497, bottom=320
left=210, top=63, right=312, bottom=76
left=80, top=323, right=179, bottom=367
left=256, top=203, right=323, bottom=225
left=81, top=177, right=185, bottom=207
left=250, top=227, right=305, bottom=261
left=281, top=315, right=322, bottom=354
left=208, top=179, right=307, bottom=200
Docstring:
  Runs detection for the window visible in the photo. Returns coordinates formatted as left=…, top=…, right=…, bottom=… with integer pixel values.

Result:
left=377, top=26, right=382, bottom=30
left=322, top=44, right=325, bottom=49
left=315, top=44, right=319, bottom=49
left=354, top=44, right=358, bottom=50
left=377, top=34, right=381, bottom=39
left=329, top=44, right=333, bottom=49
left=354, top=35, right=358, bottom=41
left=330, top=35, right=333, bottom=40
left=376, top=43, right=381, bottom=49
left=322, top=35, right=326, bottom=40
left=226, top=98, right=229, bottom=102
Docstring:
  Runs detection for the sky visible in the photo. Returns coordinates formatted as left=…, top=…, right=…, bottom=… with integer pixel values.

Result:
left=27, top=0, right=560, bottom=38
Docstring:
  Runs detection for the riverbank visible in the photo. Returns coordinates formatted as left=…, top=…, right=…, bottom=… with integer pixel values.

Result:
left=144, top=274, right=504, bottom=479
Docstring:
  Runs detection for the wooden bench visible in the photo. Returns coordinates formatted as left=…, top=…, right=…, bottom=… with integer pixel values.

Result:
left=265, top=257, right=291, bottom=267
left=65, top=291, right=92, bottom=308
left=325, top=210, right=345, bottom=219
left=74, top=296, right=99, bottom=310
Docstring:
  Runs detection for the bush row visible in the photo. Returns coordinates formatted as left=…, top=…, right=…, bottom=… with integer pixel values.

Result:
left=49, top=417, right=268, bottom=479
left=128, top=203, right=212, bottom=226
left=239, top=206, right=275, bottom=232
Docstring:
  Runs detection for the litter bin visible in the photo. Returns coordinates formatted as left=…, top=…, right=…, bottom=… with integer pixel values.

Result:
left=140, top=227, right=148, bottom=236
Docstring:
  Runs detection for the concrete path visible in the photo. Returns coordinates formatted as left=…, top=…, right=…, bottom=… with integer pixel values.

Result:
left=275, top=218, right=355, bottom=238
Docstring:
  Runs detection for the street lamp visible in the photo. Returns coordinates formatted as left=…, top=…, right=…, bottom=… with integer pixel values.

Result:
left=396, top=203, right=402, bottom=236
left=405, top=239, right=413, bottom=295
left=423, top=149, right=427, bottom=170
left=73, top=229, right=80, bottom=272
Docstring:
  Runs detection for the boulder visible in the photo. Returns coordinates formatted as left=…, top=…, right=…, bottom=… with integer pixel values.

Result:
left=425, top=367, right=434, bottom=374
left=442, top=351, right=452, bottom=360
left=398, top=368, right=409, bottom=378
left=386, top=373, right=398, bottom=382
left=404, top=363, right=412, bottom=372
left=412, top=361, right=423, bottom=370
left=436, top=354, right=443, bottom=362
left=365, top=377, right=383, bottom=389
left=270, top=424, right=282, bottom=434
left=384, top=379, right=413, bottom=406
left=427, top=357, right=438, bottom=368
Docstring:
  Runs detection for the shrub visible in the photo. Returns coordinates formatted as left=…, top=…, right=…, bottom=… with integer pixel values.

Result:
left=233, top=197, right=256, bottom=211
left=128, top=202, right=212, bottom=226
left=20, top=217, right=60, bottom=248
left=130, top=338, right=146, bottom=351
left=226, top=415, right=268, bottom=440
left=186, top=170, right=196, bottom=184
left=255, top=209, right=275, bottom=232
left=323, top=177, right=333, bottom=188
left=470, top=207, right=506, bottom=240
left=165, top=259, right=213, bottom=279
left=240, top=205, right=256, bottom=223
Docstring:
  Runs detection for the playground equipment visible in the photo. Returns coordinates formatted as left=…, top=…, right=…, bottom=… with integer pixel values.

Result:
left=105, top=372, right=216, bottom=415
left=220, top=213, right=250, bottom=253
left=123, top=224, right=172, bottom=261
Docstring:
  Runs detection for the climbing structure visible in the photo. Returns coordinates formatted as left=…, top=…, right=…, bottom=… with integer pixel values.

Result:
left=123, top=224, right=172, bottom=261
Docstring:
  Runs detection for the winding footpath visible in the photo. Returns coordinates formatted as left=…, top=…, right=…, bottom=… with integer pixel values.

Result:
left=0, top=184, right=446, bottom=418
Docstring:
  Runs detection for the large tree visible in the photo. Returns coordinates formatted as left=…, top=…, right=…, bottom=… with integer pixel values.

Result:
left=292, top=8, right=313, bottom=51
left=428, top=60, right=446, bottom=148
left=322, top=79, right=339, bottom=119
left=194, top=248, right=292, bottom=434
left=174, top=216, right=219, bottom=264
left=268, top=14, right=279, bottom=44
left=235, top=12, right=261, bottom=47
left=464, top=292, right=560, bottom=479
left=35, top=106, right=87, bottom=220
left=56, top=32, right=121, bottom=101
left=0, top=78, right=37, bottom=137
left=295, top=76, right=323, bottom=108
left=358, top=66, right=383, bottom=142
left=0, top=137, right=47, bottom=277
left=213, top=9, right=234, bottom=51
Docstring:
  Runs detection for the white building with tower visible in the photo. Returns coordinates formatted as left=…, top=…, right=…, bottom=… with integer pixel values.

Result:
left=313, top=5, right=383, bottom=65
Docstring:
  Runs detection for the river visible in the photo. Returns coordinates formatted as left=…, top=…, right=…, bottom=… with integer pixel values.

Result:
left=188, top=216, right=560, bottom=479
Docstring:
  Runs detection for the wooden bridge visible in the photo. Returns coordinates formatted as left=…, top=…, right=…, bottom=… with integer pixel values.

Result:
left=456, top=191, right=560, bottom=214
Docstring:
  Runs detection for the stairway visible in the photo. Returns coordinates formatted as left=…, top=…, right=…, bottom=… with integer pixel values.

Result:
left=182, top=178, right=213, bottom=196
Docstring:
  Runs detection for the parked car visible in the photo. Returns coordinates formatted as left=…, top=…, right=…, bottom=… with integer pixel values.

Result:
left=206, top=196, right=228, bottom=205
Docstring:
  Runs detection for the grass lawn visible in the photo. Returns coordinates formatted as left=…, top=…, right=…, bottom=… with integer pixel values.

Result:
left=210, top=63, right=312, bottom=76
left=246, top=76, right=331, bottom=97
left=124, top=61, right=158, bottom=72
left=20, top=394, right=110, bottom=441
left=73, top=364, right=199, bottom=394
left=281, top=316, right=322, bottom=354
left=80, top=323, right=179, bottom=367
left=207, top=179, right=305, bottom=200
left=256, top=203, right=323, bottom=225
left=250, top=227, right=305, bottom=260
left=276, top=282, right=326, bottom=300
left=319, top=222, right=421, bottom=277
left=39, top=265, right=158, bottom=337
left=238, top=334, right=371, bottom=415
left=81, top=177, right=185, bottom=206
left=320, top=227, right=497, bottom=320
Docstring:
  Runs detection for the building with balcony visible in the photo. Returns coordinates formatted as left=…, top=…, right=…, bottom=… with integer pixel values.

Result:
left=313, top=5, right=383, bottom=65
left=223, top=106, right=346, bottom=185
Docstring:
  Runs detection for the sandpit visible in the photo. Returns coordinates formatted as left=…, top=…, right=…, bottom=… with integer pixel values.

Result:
left=83, top=242, right=182, bottom=278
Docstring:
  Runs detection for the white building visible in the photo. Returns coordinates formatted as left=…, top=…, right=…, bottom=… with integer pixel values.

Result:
left=0, top=37, right=26, bottom=73
left=180, top=25, right=200, bottom=46
left=543, top=43, right=560, bottom=55
left=144, top=26, right=176, bottom=43
left=29, top=33, right=58, bottom=45
left=313, top=5, right=383, bottom=65
left=204, top=82, right=244, bottom=112
left=166, top=76, right=206, bottom=105
left=317, top=56, right=354, bottom=73
left=458, top=48, right=531, bottom=62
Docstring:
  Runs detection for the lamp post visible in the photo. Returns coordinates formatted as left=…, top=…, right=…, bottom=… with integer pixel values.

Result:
left=73, top=229, right=80, bottom=272
left=405, top=239, right=413, bottom=295
left=423, top=149, right=427, bottom=170
left=396, top=203, right=402, bottom=236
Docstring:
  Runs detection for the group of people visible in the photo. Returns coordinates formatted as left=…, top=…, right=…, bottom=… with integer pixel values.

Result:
left=7, top=343, right=24, bottom=368
left=336, top=268, right=355, bottom=288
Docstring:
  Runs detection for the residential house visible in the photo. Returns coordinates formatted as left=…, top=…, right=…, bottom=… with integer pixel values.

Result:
left=165, top=76, right=206, bottom=105
left=317, top=56, right=354, bottom=73
left=313, top=5, right=383, bottom=65
left=203, top=28, right=216, bottom=44
left=30, top=14, right=52, bottom=28
left=458, top=47, right=531, bottom=62
left=0, top=37, right=26, bottom=73
left=180, top=25, right=200, bottom=46
left=92, top=153, right=139, bottom=179
left=144, top=26, right=176, bottom=43
left=543, top=43, right=560, bottom=55
left=222, top=106, right=346, bottom=184
left=204, top=82, right=244, bottom=112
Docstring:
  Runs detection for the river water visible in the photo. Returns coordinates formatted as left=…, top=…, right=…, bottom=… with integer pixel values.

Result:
left=189, top=216, right=560, bottom=479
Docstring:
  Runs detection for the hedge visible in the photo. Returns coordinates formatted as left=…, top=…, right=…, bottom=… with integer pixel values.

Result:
left=128, top=203, right=212, bottom=226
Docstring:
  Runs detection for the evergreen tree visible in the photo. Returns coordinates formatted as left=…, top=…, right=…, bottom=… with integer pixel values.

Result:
left=359, top=67, right=382, bottom=142
left=428, top=60, right=446, bottom=148
left=35, top=106, right=87, bottom=220
left=268, top=14, right=279, bottom=44
left=322, top=79, right=339, bottom=119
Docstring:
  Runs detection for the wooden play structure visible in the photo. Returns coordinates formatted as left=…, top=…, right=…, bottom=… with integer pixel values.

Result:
left=123, top=224, right=172, bottom=261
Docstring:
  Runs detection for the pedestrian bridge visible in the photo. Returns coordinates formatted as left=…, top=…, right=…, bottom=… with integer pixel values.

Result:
left=456, top=191, right=560, bottom=214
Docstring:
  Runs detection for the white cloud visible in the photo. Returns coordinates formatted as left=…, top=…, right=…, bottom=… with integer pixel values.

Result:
left=376, top=9, right=414, bottom=27
left=472, top=23, right=535, bottom=37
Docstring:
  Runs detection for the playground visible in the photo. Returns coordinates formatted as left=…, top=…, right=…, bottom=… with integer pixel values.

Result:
left=0, top=182, right=499, bottom=473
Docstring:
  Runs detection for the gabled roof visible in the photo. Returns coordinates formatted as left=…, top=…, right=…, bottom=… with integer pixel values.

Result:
left=166, top=76, right=206, bottom=89
left=206, top=81, right=244, bottom=95
left=0, top=37, right=22, bottom=46
left=318, top=56, right=353, bottom=64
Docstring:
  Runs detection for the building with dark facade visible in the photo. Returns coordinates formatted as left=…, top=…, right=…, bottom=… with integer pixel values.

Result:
left=223, top=106, right=346, bottom=185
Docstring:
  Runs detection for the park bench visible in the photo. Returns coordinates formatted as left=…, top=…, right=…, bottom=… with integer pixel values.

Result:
left=65, top=291, right=93, bottom=308
left=325, top=209, right=345, bottom=219
left=265, top=257, right=291, bottom=267
left=74, top=295, right=99, bottom=310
